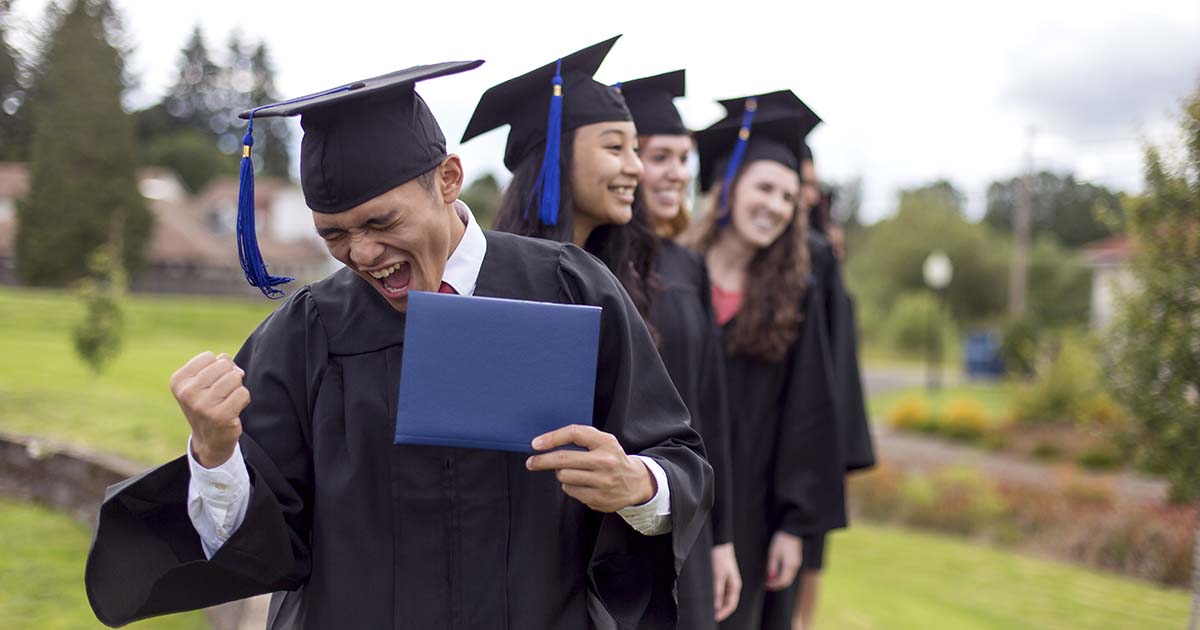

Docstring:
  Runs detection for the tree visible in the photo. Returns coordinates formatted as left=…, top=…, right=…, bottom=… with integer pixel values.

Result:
left=14, top=0, right=151, bottom=286
left=899, top=179, right=966, bottom=216
left=459, top=173, right=502, bottom=229
left=246, top=42, right=290, bottom=178
left=72, top=241, right=125, bottom=373
left=985, top=171, right=1122, bottom=248
left=1107, top=80, right=1200, bottom=630
left=162, top=25, right=220, bottom=132
left=846, top=180, right=1008, bottom=325
left=133, top=27, right=291, bottom=190
left=0, top=0, right=32, bottom=160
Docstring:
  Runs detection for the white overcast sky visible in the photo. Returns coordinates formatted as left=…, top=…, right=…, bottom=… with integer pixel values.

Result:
left=8, top=0, right=1200, bottom=222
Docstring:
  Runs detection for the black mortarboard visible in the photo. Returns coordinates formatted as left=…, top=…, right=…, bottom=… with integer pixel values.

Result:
left=461, top=36, right=630, bottom=226
left=233, top=60, right=482, bottom=297
left=620, top=69, right=687, bottom=136
left=694, top=90, right=822, bottom=195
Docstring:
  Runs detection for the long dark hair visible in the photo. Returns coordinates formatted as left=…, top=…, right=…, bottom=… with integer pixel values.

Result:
left=681, top=163, right=809, bottom=363
left=495, top=132, right=658, bottom=325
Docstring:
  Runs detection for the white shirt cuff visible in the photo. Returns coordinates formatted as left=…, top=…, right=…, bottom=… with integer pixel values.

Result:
left=617, top=455, right=672, bottom=536
left=186, top=437, right=252, bottom=559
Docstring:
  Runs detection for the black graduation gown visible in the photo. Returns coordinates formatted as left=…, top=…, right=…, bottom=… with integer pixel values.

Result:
left=758, top=237, right=874, bottom=629
left=808, top=234, right=875, bottom=472
left=717, top=286, right=846, bottom=630
left=84, top=231, right=713, bottom=630
left=648, top=240, right=733, bottom=630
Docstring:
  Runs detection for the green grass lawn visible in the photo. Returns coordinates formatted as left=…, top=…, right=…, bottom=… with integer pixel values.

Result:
left=3, top=496, right=1186, bottom=630
left=0, top=498, right=207, bottom=629
left=868, top=382, right=1013, bottom=425
left=821, top=523, right=1188, bottom=630
left=0, top=286, right=273, bottom=464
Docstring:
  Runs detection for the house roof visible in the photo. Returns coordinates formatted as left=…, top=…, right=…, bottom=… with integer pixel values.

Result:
left=1081, top=234, right=1135, bottom=267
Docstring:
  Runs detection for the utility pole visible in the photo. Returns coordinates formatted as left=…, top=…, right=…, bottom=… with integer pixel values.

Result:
left=1009, top=127, right=1035, bottom=317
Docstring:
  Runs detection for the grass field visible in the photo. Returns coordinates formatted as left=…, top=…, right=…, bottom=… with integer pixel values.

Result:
left=821, top=523, right=1188, bottom=629
left=1, top=496, right=1186, bottom=630
left=0, top=286, right=273, bottom=464
left=0, top=498, right=207, bottom=629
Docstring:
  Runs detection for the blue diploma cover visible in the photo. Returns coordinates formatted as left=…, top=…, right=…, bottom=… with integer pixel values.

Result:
left=395, top=290, right=602, bottom=453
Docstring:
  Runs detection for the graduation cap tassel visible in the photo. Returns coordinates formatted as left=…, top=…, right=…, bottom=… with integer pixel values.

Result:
left=529, top=59, right=564, bottom=226
left=236, top=114, right=293, bottom=298
left=717, top=97, right=759, bottom=226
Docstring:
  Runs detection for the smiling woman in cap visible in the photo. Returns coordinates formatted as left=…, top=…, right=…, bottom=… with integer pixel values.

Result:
left=84, top=57, right=711, bottom=630
left=681, top=90, right=847, bottom=630
left=617, top=68, right=744, bottom=628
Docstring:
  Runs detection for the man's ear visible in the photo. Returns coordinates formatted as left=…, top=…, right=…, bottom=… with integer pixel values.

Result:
left=437, top=154, right=465, bottom=205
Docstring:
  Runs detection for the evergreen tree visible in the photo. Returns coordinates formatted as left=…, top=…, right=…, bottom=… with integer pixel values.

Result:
left=14, top=0, right=151, bottom=286
left=459, top=173, right=502, bottom=229
left=132, top=24, right=225, bottom=192
left=163, top=24, right=220, bottom=131
left=985, top=171, right=1122, bottom=248
left=1108, top=81, right=1200, bottom=503
left=247, top=42, right=290, bottom=177
left=0, top=0, right=32, bottom=160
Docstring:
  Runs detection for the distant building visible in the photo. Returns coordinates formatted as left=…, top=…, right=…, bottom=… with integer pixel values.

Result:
left=1080, top=234, right=1137, bottom=330
left=0, top=163, right=336, bottom=296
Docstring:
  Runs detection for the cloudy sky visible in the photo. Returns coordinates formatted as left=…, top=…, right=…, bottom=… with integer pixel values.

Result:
left=8, top=0, right=1200, bottom=221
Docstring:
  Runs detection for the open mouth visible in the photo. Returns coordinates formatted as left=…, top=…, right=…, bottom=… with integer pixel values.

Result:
left=609, top=185, right=636, bottom=204
left=650, top=188, right=681, bottom=207
left=366, top=261, right=413, bottom=298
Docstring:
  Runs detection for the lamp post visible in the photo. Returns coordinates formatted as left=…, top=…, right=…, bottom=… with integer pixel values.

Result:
left=923, top=250, right=953, bottom=391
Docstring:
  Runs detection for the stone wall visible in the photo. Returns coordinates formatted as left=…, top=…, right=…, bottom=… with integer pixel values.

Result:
left=0, top=431, right=269, bottom=630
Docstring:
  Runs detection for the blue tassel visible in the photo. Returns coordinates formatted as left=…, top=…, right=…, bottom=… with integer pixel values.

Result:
left=528, top=59, right=564, bottom=226
left=233, top=84, right=357, bottom=298
left=717, top=97, right=758, bottom=226
left=236, top=113, right=292, bottom=298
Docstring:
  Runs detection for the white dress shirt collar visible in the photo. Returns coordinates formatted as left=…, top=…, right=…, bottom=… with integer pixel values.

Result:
left=440, top=200, right=487, bottom=296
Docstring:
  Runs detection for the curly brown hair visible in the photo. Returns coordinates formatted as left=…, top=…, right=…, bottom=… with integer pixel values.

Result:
left=680, top=175, right=810, bottom=363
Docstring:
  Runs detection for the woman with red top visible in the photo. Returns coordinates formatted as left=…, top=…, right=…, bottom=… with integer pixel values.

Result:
left=683, top=91, right=846, bottom=630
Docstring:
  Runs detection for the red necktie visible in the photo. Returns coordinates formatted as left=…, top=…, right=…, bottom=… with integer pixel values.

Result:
left=438, top=282, right=458, bottom=295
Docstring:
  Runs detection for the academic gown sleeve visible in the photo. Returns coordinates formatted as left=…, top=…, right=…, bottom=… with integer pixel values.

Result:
left=772, top=288, right=848, bottom=537
left=696, top=261, right=735, bottom=546
left=85, top=289, right=324, bottom=627
left=556, top=245, right=714, bottom=630
left=810, top=236, right=875, bottom=472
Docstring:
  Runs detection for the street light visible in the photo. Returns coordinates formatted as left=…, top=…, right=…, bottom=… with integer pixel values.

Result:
left=923, top=250, right=953, bottom=391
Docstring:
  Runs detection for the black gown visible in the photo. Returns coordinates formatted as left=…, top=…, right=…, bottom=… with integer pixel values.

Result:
left=648, top=240, right=733, bottom=630
left=809, top=234, right=875, bottom=473
left=84, top=231, right=713, bottom=630
left=717, top=283, right=846, bottom=630
left=758, top=236, right=875, bottom=628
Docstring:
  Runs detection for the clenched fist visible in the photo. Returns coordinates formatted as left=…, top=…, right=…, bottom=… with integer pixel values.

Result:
left=170, top=351, right=250, bottom=468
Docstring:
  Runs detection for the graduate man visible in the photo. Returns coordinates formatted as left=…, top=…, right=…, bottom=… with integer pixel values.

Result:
left=84, top=60, right=712, bottom=630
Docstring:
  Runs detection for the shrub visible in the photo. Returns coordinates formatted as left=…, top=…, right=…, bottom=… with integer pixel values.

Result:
left=884, top=291, right=954, bottom=357
left=1079, top=392, right=1129, bottom=427
left=887, top=394, right=932, bottom=432
left=1061, top=476, right=1116, bottom=510
left=905, top=467, right=1009, bottom=536
left=941, top=397, right=989, bottom=441
left=1011, top=337, right=1100, bottom=424
left=72, top=244, right=127, bottom=374
left=1030, top=442, right=1061, bottom=461
left=847, top=467, right=905, bottom=522
left=1000, top=316, right=1040, bottom=376
left=1077, top=445, right=1124, bottom=471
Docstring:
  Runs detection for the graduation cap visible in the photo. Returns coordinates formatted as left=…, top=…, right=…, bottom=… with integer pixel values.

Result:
left=461, top=36, right=630, bottom=226
left=620, top=69, right=687, bottom=136
left=694, top=90, right=822, bottom=210
left=234, top=60, right=483, bottom=297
